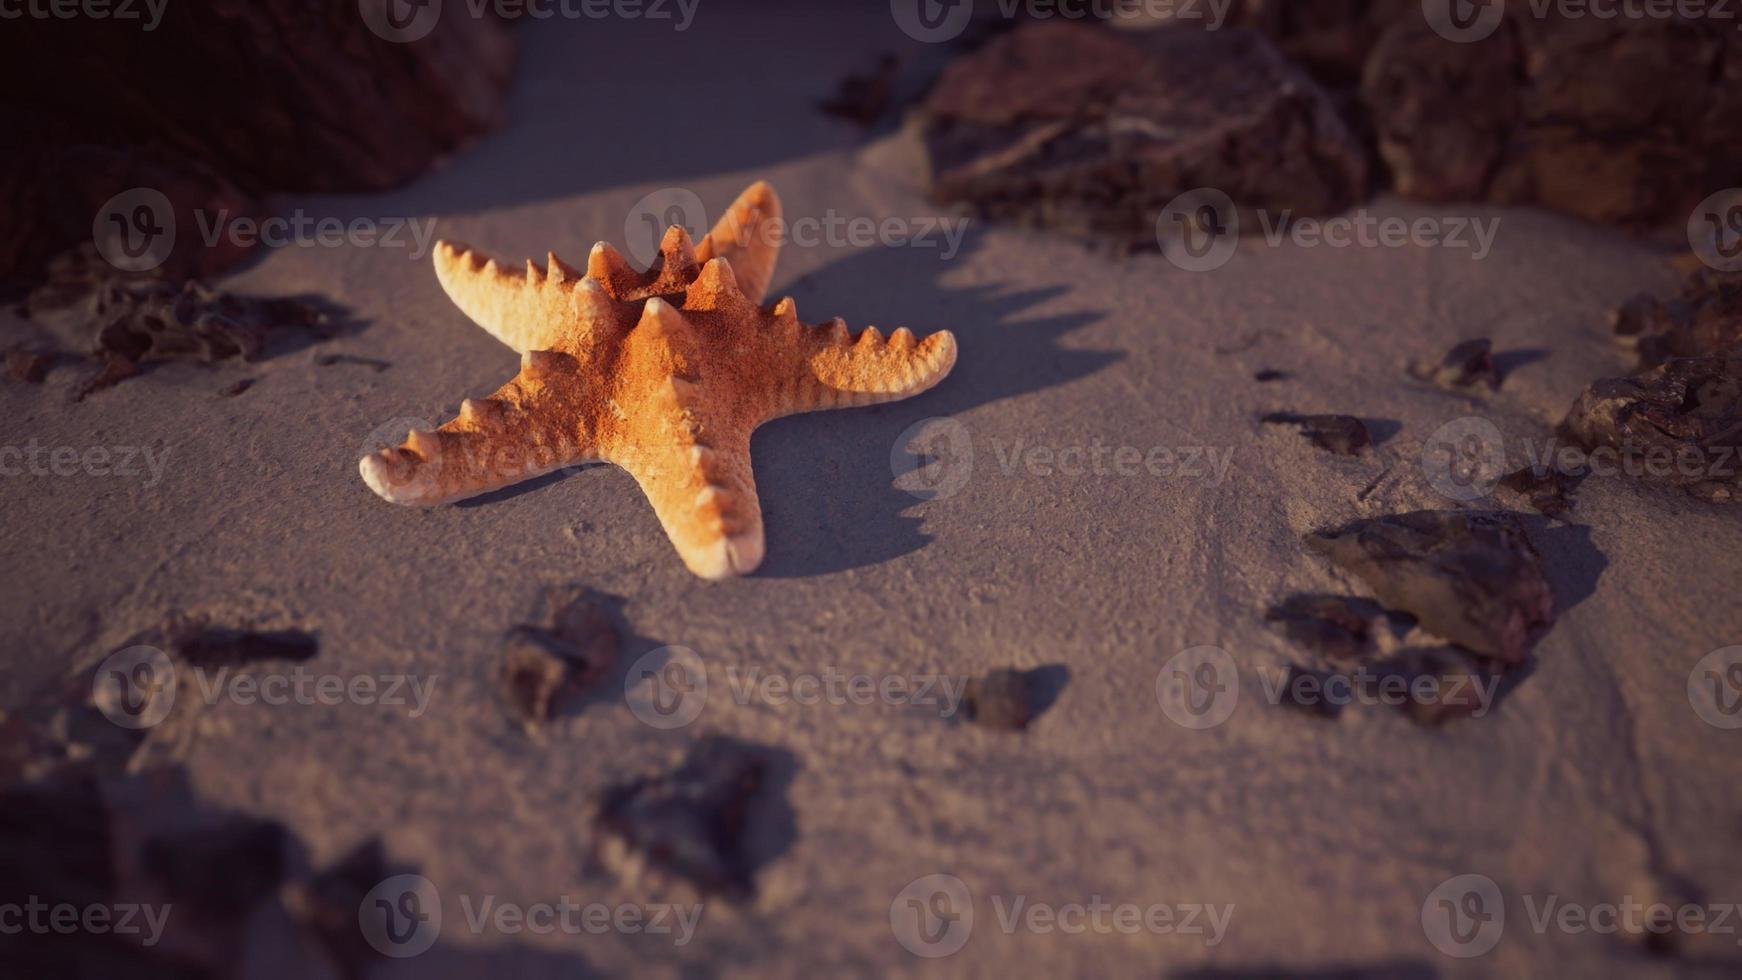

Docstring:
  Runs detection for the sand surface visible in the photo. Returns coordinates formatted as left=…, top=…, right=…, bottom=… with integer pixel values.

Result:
left=3, top=4, right=1740, bottom=977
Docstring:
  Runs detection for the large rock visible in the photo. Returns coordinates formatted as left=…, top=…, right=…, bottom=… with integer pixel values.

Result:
left=1361, top=12, right=1742, bottom=228
left=918, top=21, right=1369, bottom=250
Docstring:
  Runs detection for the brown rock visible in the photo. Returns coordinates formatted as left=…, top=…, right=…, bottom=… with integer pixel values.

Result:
left=1613, top=269, right=1742, bottom=369
left=1306, top=510, right=1555, bottom=664
left=1559, top=346, right=1742, bottom=503
left=1409, top=338, right=1499, bottom=390
left=1261, top=412, right=1371, bottom=455
left=919, top=22, right=1368, bottom=249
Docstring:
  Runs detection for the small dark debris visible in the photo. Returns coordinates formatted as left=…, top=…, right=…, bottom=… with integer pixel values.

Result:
left=177, top=628, right=319, bottom=668
left=1263, top=594, right=1389, bottom=662
left=1253, top=368, right=1289, bottom=382
left=818, top=53, right=900, bottom=127
left=1612, top=268, right=1742, bottom=368
left=1261, top=412, right=1370, bottom=456
left=219, top=377, right=257, bottom=397
left=962, top=667, right=1050, bottom=731
left=315, top=353, right=390, bottom=372
left=1499, top=465, right=1581, bottom=517
left=1409, top=338, right=1499, bottom=389
left=498, top=586, right=620, bottom=730
left=6, top=347, right=50, bottom=383
left=594, top=735, right=778, bottom=902
left=1370, top=647, right=1496, bottom=727
left=1306, top=510, right=1554, bottom=665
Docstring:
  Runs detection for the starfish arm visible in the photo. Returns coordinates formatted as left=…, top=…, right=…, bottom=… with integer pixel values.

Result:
left=359, top=351, right=600, bottom=506
left=608, top=409, right=764, bottom=581
left=433, top=241, right=617, bottom=353
left=760, top=298, right=958, bottom=418
left=695, top=181, right=783, bottom=305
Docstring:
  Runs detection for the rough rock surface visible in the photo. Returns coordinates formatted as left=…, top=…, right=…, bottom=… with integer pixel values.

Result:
left=1306, top=510, right=1555, bottom=664
left=918, top=21, right=1368, bottom=249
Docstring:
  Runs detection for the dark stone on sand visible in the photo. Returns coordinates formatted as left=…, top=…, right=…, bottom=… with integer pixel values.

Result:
left=1372, top=647, right=1496, bottom=727
left=178, top=627, right=319, bottom=669
left=1612, top=269, right=1742, bottom=369
left=1409, top=338, right=1499, bottom=390
left=594, top=736, right=776, bottom=901
left=141, top=817, right=288, bottom=920
left=1499, top=465, right=1581, bottom=517
left=963, top=668, right=1043, bottom=731
left=74, top=355, right=140, bottom=401
left=1263, top=594, right=1387, bottom=662
left=1261, top=412, right=1370, bottom=456
left=1253, top=369, right=1289, bottom=382
left=499, top=586, right=621, bottom=730
left=918, top=22, right=1367, bottom=249
left=1559, top=346, right=1742, bottom=503
left=220, top=378, right=257, bottom=398
left=1306, top=510, right=1554, bottom=665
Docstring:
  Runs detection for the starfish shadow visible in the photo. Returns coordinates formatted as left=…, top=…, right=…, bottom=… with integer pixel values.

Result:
left=754, top=230, right=1120, bottom=578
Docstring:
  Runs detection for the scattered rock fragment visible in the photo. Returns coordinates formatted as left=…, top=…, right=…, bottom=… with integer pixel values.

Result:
left=1261, top=412, right=1370, bottom=455
left=593, top=736, right=779, bottom=901
left=498, top=586, right=620, bottom=731
left=1409, top=338, right=1499, bottom=390
left=1612, top=269, right=1742, bottom=368
left=1253, top=368, right=1289, bottom=382
left=1306, top=510, right=1555, bottom=664
left=918, top=22, right=1367, bottom=249
left=75, top=354, right=140, bottom=401
left=219, top=377, right=256, bottom=397
left=1263, top=594, right=1390, bottom=662
left=177, top=627, right=318, bottom=668
left=1559, top=346, right=1742, bottom=503
left=28, top=245, right=351, bottom=395
left=961, top=666, right=1062, bottom=731
left=1499, top=465, right=1581, bottom=517
left=1371, top=647, right=1497, bottom=727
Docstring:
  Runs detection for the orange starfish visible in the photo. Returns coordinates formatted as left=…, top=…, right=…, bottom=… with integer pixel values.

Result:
left=359, top=183, right=959, bottom=579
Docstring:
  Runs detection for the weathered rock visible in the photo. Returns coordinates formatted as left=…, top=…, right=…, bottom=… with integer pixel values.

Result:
left=1362, top=12, right=1742, bottom=228
left=1306, top=510, right=1554, bottom=664
left=1499, top=465, right=1581, bottom=517
left=962, top=667, right=1053, bottom=731
left=919, top=22, right=1368, bottom=249
left=1559, top=346, right=1742, bottom=503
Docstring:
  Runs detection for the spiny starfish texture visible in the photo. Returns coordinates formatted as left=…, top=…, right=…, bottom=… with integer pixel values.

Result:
left=359, top=183, right=958, bottom=579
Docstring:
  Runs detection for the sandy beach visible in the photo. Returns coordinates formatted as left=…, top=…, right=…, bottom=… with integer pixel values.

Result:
left=3, top=3, right=1741, bottom=976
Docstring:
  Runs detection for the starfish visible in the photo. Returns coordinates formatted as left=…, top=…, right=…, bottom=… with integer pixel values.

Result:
left=359, top=182, right=959, bottom=579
